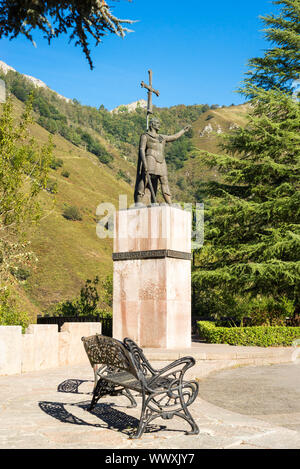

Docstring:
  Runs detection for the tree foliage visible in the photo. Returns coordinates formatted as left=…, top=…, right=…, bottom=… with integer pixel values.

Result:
left=1, top=71, right=115, bottom=164
left=246, top=0, right=300, bottom=92
left=194, top=89, right=300, bottom=322
left=0, top=95, right=53, bottom=325
left=0, top=96, right=53, bottom=287
left=0, top=0, right=134, bottom=69
left=45, top=275, right=113, bottom=317
left=193, top=0, right=300, bottom=324
left=0, top=288, right=30, bottom=331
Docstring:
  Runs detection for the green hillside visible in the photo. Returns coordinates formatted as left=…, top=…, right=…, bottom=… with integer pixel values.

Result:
left=1, top=69, right=249, bottom=318
left=6, top=96, right=134, bottom=317
left=169, top=105, right=249, bottom=201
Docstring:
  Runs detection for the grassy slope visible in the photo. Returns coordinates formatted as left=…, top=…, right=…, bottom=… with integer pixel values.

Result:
left=192, top=104, right=249, bottom=151
left=10, top=97, right=134, bottom=316
left=10, top=97, right=248, bottom=318
left=170, top=104, right=249, bottom=201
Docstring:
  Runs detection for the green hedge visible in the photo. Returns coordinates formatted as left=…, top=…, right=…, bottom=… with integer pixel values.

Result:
left=198, top=321, right=300, bottom=347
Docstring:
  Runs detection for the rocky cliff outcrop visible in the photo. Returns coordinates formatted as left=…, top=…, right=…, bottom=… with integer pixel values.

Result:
left=110, top=99, right=147, bottom=113
left=0, top=60, right=71, bottom=102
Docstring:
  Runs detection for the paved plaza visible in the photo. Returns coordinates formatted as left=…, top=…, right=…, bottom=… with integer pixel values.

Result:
left=1, top=346, right=300, bottom=449
left=197, top=362, right=300, bottom=433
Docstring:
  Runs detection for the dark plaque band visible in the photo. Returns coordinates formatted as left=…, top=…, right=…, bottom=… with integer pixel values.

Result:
left=112, top=249, right=192, bottom=261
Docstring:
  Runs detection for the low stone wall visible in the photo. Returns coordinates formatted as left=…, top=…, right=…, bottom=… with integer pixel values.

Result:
left=0, top=322, right=101, bottom=376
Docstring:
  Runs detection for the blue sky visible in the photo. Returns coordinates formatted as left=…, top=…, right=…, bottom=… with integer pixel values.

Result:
left=0, top=0, right=277, bottom=110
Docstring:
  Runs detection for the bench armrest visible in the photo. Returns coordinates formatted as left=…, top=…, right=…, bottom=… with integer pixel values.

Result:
left=154, top=356, right=195, bottom=375
left=146, top=356, right=196, bottom=391
left=123, top=337, right=157, bottom=377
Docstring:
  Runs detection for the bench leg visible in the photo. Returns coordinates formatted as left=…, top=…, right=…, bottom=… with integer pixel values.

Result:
left=129, top=387, right=199, bottom=439
left=130, top=394, right=164, bottom=439
left=173, top=408, right=199, bottom=435
left=89, top=380, right=137, bottom=412
left=122, top=389, right=137, bottom=408
left=89, top=392, right=99, bottom=411
left=89, top=380, right=103, bottom=411
left=88, top=378, right=116, bottom=411
left=178, top=382, right=199, bottom=435
left=130, top=394, right=148, bottom=439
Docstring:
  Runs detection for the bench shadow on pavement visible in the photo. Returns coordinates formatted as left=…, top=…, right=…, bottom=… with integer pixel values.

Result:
left=39, top=378, right=167, bottom=437
left=57, top=379, right=93, bottom=395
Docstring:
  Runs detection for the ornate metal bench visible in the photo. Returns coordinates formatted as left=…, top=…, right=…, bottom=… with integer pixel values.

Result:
left=81, top=334, right=199, bottom=439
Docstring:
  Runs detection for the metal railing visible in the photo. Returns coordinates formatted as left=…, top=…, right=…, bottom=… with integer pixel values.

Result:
left=37, top=315, right=113, bottom=337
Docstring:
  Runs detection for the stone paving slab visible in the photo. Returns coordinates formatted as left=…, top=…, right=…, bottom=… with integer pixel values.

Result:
left=0, top=362, right=300, bottom=449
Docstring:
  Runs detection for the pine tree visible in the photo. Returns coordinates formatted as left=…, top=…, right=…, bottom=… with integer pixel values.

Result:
left=192, top=1, right=300, bottom=325
left=246, top=0, right=300, bottom=92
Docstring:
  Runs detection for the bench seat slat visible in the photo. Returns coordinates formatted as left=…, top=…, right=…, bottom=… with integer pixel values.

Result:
left=100, top=370, right=177, bottom=393
left=101, top=371, right=143, bottom=392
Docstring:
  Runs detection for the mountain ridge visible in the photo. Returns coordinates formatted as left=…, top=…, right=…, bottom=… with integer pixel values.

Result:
left=0, top=60, right=71, bottom=103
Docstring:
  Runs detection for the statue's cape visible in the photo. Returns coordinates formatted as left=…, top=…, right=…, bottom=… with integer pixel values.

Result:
left=134, top=135, right=146, bottom=196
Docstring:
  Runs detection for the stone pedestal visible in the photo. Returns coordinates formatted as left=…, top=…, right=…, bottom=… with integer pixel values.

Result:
left=113, top=205, right=191, bottom=349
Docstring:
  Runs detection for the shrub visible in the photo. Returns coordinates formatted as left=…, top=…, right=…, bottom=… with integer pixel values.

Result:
left=116, top=169, right=131, bottom=184
left=249, top=296, right=294, bottom=326
left=34, top=97, right=51, bottom=117
left=46, top=179, right=58, bottom=194
left=176, top=177, right=186, bottom=190
left=101, top=274, right=113, bottom=310
left=46, top=277, right=101, bottom=317
left=38, top=116, right=58, bottom=134
left=45, top=275, right=113, bottom=318
left=96, top=150, right=113, bottom=165
left=198, top=321, right=300, bottom=347
left=0, top=289, right=30, bottom=332
left=62, top=205, right=82, bottom=221
left=61, top=170, right=70, bottom=178
left=10, top=267, right=30, bottom=281
left=50, top=157, right=64, bottom=170
left=192, top=291, right=295, bottom=327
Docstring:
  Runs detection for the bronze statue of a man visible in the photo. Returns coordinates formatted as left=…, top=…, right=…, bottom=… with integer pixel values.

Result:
left=134, top=117, right=191, bottom=205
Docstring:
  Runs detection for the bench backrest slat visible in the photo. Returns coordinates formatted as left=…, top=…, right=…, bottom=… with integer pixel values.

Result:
left=82, top=334, right=138, bottom=379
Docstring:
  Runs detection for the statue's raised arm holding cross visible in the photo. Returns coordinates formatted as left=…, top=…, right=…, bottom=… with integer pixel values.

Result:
left=134, top=70, right=191, bottom=206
